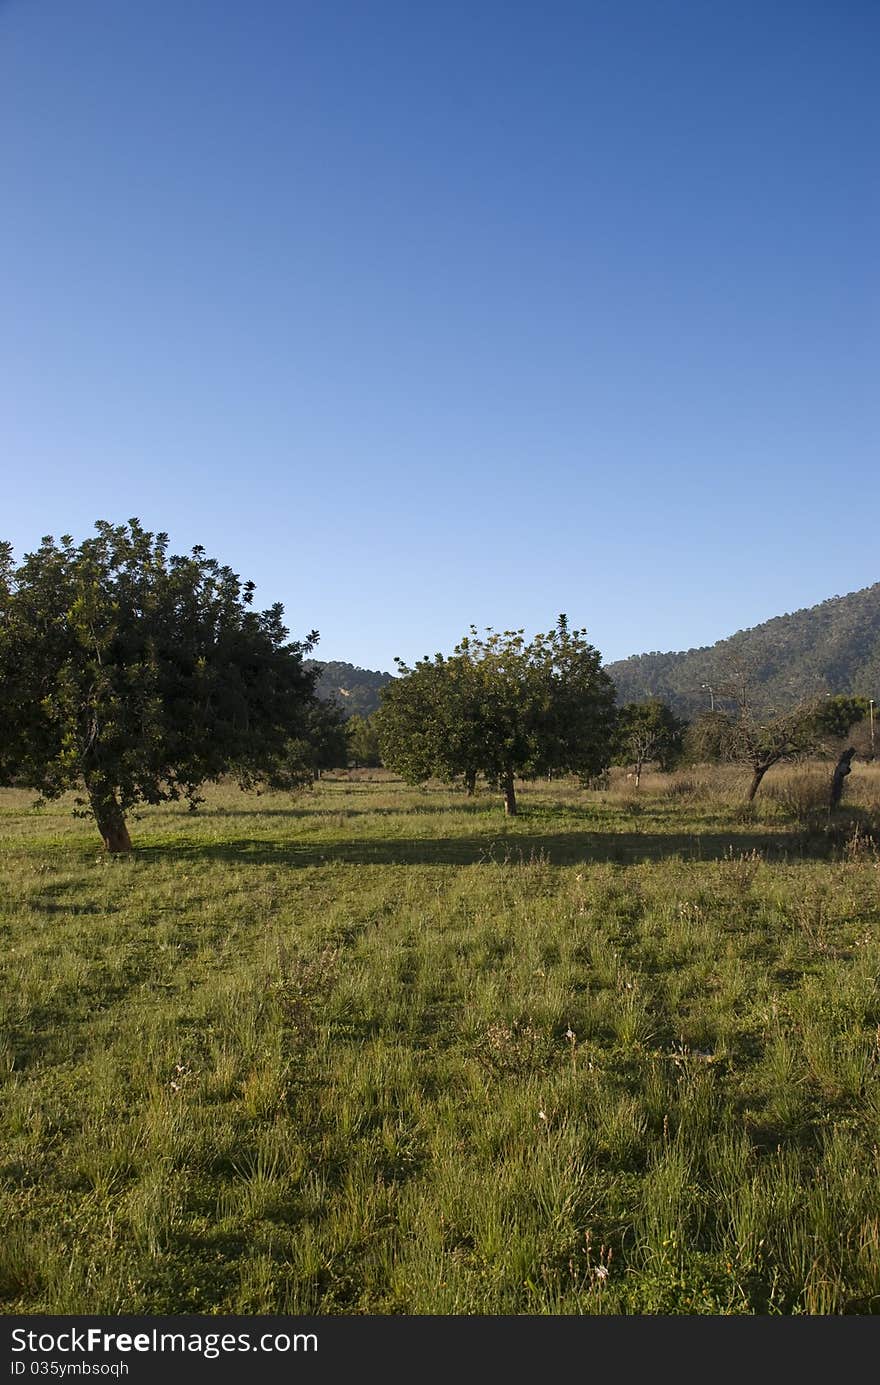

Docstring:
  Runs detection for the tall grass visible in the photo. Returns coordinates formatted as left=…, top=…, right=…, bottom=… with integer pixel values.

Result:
left=1, top=766, right=879, bottom=1313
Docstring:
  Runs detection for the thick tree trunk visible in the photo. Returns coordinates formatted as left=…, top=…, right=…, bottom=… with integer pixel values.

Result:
left=746, top=765, right=768, bottom=802
left=86, top=777, right=133, bottom=852
left=503, top=769, right=517, bottom=816
left=634, top=761, right=642, bottom=788
left=465, top=769, right=477, bottom=797
left=830, top=747, right=856, bottom=811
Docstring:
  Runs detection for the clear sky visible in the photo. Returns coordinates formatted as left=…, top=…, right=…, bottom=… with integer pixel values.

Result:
left=2, top=0, right=877, bottom=673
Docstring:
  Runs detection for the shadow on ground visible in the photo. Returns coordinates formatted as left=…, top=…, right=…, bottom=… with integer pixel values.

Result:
left=139, top=829, right=798, bottom=869
left=194, top=801, right=497, bottom=820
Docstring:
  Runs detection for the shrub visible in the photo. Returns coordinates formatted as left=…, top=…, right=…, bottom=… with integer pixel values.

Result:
left=765, top=771, right=829, bottom=822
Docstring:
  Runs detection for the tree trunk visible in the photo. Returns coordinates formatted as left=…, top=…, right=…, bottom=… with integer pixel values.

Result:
left=634, top=760, right=642, bottom=788
left=746, top=765, right=768, bottom=802
left=830, top=747, right=856, bottom=811
left=465, top=769, right=477, bottom=797
left=86, top=777, right=133, bottom=852
left=503, top=769, right=517, bottom=816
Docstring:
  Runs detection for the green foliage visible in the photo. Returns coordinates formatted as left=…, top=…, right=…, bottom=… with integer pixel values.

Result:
left=346, top=714, right=382, bottom=768
left=0, top=520, right=320, bottom=846
left=374, top=647, right=487, bottom=792
left=805, top=695, right=868, bottom=745
left=375, top=616, right=617, bottom=810
left=280, top=697, right=350, bottom=783
left=612, top=700, right=686, bottom=782
left=683, top=711, right=732, bottom=765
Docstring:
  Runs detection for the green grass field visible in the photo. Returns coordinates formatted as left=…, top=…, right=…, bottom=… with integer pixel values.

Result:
left=2, top=767, right=879, bottom=1314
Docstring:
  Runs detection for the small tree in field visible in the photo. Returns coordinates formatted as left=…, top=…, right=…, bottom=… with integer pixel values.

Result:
left=285, top=696, right=349, bottom=781
left=0, top=520, right=321, bottom=850
left=612, top=699, right=686, bottom=787
left=690, top=666, right=822, bottom=801
left=376, top=616, right=616, bottom=814
left=346, top=713, right=383, bottom=768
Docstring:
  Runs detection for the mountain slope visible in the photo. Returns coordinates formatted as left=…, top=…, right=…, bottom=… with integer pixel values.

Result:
left=307, top=660, right=394, bottom=719
left=606, top=583, right=880, bottom=718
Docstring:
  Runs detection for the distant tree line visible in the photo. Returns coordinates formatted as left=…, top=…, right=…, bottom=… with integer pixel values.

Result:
left=1, top=520, right=873, bottom=848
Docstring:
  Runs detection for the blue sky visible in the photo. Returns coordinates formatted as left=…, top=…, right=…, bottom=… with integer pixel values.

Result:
left=2, top=0, right=877, bottom=673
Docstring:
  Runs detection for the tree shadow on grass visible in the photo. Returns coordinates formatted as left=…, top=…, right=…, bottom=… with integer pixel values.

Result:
left=140, top=829, right=800, bottom=869
left=192, top=800, right=497, bottom=820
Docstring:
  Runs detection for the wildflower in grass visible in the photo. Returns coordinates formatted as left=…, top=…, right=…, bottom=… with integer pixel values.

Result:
left=169, top=1062, right=192, bottom=1093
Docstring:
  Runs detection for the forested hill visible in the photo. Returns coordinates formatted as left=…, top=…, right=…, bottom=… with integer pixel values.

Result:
left=307, top=660, right=394, bottom=719
left=606, top=582, right=880, bottom=718
left=309, top=582, right=880, bottom=722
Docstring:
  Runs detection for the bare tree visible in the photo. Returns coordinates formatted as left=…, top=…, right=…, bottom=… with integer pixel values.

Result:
left=708, top=664, right=821, bottom=802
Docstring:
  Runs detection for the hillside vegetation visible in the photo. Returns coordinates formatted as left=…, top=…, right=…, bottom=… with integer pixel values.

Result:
left=3, top=768, right=880, bottom=1315
left=607, top=583, right=880, bottom=717
left=311, top=583, right=880, bottom=726
left=308, top=660, right=394, bottom=719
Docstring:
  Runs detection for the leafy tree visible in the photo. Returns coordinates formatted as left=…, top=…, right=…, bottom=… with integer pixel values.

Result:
left=376, top=616, right=616, bottom=814
left=374, top=651, right=484, bottom=794
left=805, top=695, right=868, bottom=746
left=346, top=713, right=383, bottom=769
left=613, top=700, right=686, bottom=786
left=284, top=696, right=349, bottom=781
left=0, top=520, right=320, bottom=850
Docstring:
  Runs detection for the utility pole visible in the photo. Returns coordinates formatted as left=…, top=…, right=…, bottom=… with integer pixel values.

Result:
left=870, top=698, right=875, bottom=759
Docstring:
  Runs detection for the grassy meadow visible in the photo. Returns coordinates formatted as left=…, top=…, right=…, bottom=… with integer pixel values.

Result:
left=2, top=764, right=880, bottom=1315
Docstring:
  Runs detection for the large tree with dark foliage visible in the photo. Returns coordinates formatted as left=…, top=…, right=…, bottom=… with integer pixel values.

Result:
left=0, top=520, right=320, bottom=850
left=376, top=616, right=616, bottom=814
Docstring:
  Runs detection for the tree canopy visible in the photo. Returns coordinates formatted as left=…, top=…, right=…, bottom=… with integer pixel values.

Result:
left=346, top=713, right=383, bottom=768
left=0, top=520, right=321, bottom=849
left=282, top=695, right=349, bottom=782
left=612, top=699, right=686, bottom=786
left=804, top=694, right=868, bottom=746
left=376, top=616, right=616, bottom=813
